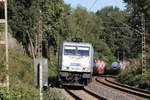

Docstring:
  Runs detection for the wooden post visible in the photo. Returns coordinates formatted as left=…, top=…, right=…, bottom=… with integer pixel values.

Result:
left=37, top=10, right=42, bottom=58
left=4, top=0, right=9, bottom=92
left=39, top=61, right=43, bottom=100
left=38, top=10, right=43, bottom=100
left=0, top=0, right=9, bottom=92
left=141, top=13, right=146, bottom=74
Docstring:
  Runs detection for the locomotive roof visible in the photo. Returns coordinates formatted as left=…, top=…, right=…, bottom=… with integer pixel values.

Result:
left=62, top=41, right=92, bottom=47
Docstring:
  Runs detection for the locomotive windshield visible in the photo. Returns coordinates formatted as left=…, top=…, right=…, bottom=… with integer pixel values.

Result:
left=64, top=46, right=89, bottom=56
left=77, top=47, right=89, bottom=56
left=64, top=46, right=76, bottom=55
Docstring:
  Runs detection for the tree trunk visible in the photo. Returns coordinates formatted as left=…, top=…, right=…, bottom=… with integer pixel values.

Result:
left=26, top=30, right=35, bottom=60
left=49, top=45, right=53, bottom=64
left=56, top=34, right=60, bottom=57
left=34, top=31, right=38, bottom=57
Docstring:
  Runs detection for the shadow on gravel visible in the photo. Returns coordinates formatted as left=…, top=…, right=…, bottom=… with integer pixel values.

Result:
left=64, top=86, right=84, bottom=90
left=48, top=76, right=57, bottom=87
left=47, top=76, right=84, bottom=90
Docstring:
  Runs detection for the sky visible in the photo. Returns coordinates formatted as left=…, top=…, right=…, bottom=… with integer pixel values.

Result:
left=64, top=0, right=127, bottom=12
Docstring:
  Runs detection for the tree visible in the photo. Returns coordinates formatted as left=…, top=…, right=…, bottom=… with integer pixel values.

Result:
left=41, top=0, right=70, bottom=62
left=123, top=0, right=150, bottom=68
left=6, top=0, right=69, bottom=61
left=65, top=7, right=103, bottom=45
left=96, top=6, right=134, bottom=59
left=7, top=0, right=40, bottom=56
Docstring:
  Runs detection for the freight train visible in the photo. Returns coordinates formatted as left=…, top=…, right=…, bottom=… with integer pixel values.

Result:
left=57, top=38, right=94, bottom=87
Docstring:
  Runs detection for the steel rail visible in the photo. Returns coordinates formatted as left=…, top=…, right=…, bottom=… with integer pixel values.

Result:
left=64, top=87, right=106, bottom=100
left=96, top=77, right=150, bottom=99
left=105, top=77, right=150, bottom=94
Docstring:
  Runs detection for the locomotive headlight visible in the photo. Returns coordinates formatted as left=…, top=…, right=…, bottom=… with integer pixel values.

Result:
left=62, top=65, right=70, bottom=70
left=83, top=67, right=86, bottom=70
left=87, top=68, right=90, bottom=71
left=63, top=61, right=70, bottom=66
left=62, top=61, right=70, bottom=70
left=82, top=67, right=89, bottom=71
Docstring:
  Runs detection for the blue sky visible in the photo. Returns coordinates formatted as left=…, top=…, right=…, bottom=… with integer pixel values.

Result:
left=64, top=0, right=127, bottom=12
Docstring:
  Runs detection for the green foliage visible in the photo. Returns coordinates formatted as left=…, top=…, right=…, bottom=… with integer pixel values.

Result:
left=41, top=0, right=68, bottom=42
left=0, top=49, right=40, bottom=100
left=7, top=0, right=39, bottom=45
left=96, top=7, right=134, bottom=59
left=6, top=0, right=69, bottom=58
left=0, top=24, right=4, bottom=32
left=1, top=0, right=149, bottom=63
left=94, top=40, right=112, bottom=57
left=0, top=86, right=39, bottom=100
left=123, top=0, right=150, bottom=58
left=118, top=64, right=150, bottom=90
left=138, top=72, right=150, bottom=89
left=0, top=48, right=61, bottom=99
left=115, top=0, right=150, bottom=90
left=0, top=85, right=63, bottom=100
left=118, top=65, right=141, bottom=86
left=66, top=7, right=102, bottom=42
left=4, top=0, right=135, bottom=62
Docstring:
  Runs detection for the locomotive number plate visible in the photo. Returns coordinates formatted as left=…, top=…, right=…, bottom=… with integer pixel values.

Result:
left=70, top=63, right=81, bottom=66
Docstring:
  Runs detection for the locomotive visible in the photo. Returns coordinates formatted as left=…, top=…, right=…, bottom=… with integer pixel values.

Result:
left=57, top=38, right=94, bottom=86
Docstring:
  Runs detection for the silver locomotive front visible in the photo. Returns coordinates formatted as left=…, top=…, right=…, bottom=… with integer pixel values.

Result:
left=57, top=42, right=94, bottom=86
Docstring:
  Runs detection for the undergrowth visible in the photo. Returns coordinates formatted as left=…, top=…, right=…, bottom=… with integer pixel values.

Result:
left=117, top=60, right=150, bottom=90
left=0, top=48, right=61, bottom=100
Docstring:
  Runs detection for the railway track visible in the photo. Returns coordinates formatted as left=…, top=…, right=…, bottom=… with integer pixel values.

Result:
left=95, top=76, right=150, bottom=100
left=64, top=86, right=106, bottom=100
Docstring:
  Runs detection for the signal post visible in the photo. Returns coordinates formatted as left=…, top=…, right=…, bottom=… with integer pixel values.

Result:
left=0, top=0, right=9, bottom=92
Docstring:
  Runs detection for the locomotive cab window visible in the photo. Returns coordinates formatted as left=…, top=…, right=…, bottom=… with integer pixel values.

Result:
left=77, top=47, right=89, bottom=56
left=64, top=46, right=76, bottom=55
left=64, top=46, right=90, bottom=56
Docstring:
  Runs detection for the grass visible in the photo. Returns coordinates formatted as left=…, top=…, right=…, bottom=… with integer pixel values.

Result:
left=0, top=47, right=62, bottom=100
left=0, top=45, right=6, bottom=82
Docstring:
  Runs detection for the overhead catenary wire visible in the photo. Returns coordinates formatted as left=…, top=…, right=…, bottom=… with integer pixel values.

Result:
left=43, top=13, right=72, bottom=32
left=89, top=0, right=98, bottom=11
left=107, top=14, right=143, bottom=34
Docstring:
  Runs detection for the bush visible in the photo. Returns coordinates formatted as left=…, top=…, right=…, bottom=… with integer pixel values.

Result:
left=138, top=72, right=150, bottom=89
left=0, top=87, right=39, bottom=100
left=117, top=64, right=150, bottom=90
left=117, top=65, right=141, bottom=86
left=43, top=86, right=62, bottom=100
